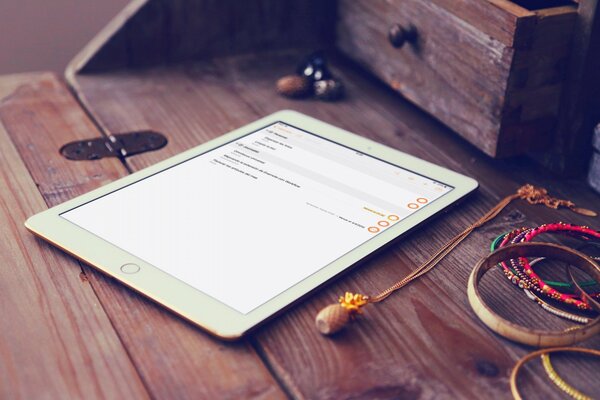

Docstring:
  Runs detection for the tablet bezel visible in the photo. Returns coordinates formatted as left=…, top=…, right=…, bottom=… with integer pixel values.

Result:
left=25, top=110, right=478, bottom=339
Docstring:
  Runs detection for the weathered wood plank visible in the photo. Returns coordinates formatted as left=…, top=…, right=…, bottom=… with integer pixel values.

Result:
left=0, top=73, right=285, bottom=399
left=431, top=0, right=532, bottom=46
left=336, top=0, right=513, bottom=157
left=0, top=73, right=148, bottom=400
left=69, top=51, right=600, bottom=398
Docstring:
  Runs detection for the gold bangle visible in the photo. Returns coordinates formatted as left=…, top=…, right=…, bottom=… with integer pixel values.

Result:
left=568, top=264, right=600, bottom=312
left=541, top=353, right=592, bottom=400
left=467, top=242, right=600, bottom=347
left=510, top=347, right=600, bottom=400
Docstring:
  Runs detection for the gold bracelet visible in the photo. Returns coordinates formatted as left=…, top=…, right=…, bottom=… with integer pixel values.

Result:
left=467, top=242, right=600, bottom=347
left=541, top=353, right=592, bottom=400
left=568, top=264, right=600, bottom=312
left=510, top=347, right=600, bottom=400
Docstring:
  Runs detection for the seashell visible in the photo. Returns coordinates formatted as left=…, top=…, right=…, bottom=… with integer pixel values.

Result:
left=276, top=75, right=312, bottom=98
left=314, top=79, right=344, bottom=101
left=315, top=303, right=350, bottom=335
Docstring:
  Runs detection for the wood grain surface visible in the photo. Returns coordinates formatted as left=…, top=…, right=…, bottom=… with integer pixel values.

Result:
left=0, top=73, right=284, bottom=399
left=430, top=0, right=533, bottom=47
left=0, top=73, right=147, bottom=399
left=68, top=50, right=600, bottom=399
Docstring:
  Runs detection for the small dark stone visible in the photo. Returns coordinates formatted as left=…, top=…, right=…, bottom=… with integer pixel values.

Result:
left=388, top=24, right=408, bottom=48
left=314, top=79, right=344, bottom=101
left=296, top=51, right=332, bottom=82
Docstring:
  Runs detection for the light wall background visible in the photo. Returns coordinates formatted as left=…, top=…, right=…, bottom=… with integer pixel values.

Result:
left=0, top=0, right=129, bottom=74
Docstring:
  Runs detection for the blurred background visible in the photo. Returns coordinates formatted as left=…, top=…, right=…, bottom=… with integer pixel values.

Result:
left=0, top=0, right=128, bottom=74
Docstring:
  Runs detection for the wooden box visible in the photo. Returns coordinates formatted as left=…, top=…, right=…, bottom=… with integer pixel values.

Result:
left=68, top=0, right=600, bottom=174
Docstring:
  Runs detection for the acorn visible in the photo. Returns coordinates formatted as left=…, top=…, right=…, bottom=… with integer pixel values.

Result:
left=276, top=75, right=312, bottom=98
left=315, top=292, right=369, bottom=336
left=314, top=79, right=345, bottom=101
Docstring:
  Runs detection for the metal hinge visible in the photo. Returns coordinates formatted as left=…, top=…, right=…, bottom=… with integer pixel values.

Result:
left=60, top=130, right=167, bottom=161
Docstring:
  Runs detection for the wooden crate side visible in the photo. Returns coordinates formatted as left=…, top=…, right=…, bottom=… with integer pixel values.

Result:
left=498, top=6, right=578, bottom=156
left=68, top=0, right=335, bottom=75
left=535, top=0, right=600, bottom=175
left=67, top=0, right=147, bottom=77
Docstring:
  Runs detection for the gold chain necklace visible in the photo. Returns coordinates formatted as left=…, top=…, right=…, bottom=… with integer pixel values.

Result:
left=315, top=184, right=597, bottom=335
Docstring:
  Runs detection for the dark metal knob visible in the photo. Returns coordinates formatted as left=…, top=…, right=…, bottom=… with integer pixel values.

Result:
left=388, top=24, right=416, bottom=48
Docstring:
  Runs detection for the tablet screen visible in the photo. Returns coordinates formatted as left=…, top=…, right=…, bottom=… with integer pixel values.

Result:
left=62, top=122, right=453, bottom=314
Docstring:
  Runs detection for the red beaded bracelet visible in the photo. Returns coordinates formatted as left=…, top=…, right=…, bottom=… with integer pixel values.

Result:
left=498, top=223, right=600, bottom=311
left=522, top=223, right=600, bottom=309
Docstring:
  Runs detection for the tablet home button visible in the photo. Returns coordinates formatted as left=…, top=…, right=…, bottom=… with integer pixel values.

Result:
left=120, top=263, right=140, bottom=274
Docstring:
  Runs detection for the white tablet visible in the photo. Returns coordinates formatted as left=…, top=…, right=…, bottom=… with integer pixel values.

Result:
left=26, top=110, right=477, bottom=339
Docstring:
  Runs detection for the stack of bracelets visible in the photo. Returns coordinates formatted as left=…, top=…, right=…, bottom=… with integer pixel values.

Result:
left=490, top=222, right=600, bottom=323
left=488, top=223, right=600, bottom=400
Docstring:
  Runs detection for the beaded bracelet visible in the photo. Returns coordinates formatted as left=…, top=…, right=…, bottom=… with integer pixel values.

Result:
left=493, top=223, right=600, bottom=311
left=540, top=353, right=593, bottom=400
left=506, top=226, right=599, bottom=308
left=510, top=347, right=600, bottom=400
left=521, top=224, right=600, bottom=309
left=490, top=229, right=598, bottom=322
left=524, top=259, right=591, bottom=324
left=467, top=242, right=600, bottom=347
left=490, top=233, right=597, bottom=289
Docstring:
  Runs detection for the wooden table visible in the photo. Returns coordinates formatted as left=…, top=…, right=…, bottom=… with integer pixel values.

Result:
left=1, top=51, right=599, bottom=399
